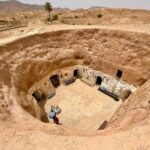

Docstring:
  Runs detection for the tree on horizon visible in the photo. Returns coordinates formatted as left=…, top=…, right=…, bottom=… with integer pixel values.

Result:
left=45, top=2, right=53, bottom=21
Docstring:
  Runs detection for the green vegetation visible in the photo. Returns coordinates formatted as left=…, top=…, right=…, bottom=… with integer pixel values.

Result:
left=45, top=2, right=53, bottom=21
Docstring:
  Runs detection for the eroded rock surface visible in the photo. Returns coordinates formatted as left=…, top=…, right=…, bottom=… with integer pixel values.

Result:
left=0, top=28, right=150, bottom=150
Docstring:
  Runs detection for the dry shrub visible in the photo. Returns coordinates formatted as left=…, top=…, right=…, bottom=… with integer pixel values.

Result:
left=97, top=13, right=103, bottom=18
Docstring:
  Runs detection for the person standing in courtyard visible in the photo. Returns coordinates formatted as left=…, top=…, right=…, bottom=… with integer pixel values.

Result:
left=49, top=105, right=61, bottom=124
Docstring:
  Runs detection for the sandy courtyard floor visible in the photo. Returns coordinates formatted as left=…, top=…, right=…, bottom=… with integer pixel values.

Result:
left=43, top=79, right=122, bottom=131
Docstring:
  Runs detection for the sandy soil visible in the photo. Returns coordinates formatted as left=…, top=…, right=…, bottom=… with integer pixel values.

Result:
left=0, top=122, right=150, bottom=150
left=43, top=79, right=121, bottom=131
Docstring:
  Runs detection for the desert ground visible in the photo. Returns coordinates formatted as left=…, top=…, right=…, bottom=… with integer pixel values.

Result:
left=43, top=79, right=121, bottom=131
left=0, top=2, right=150, bottom=150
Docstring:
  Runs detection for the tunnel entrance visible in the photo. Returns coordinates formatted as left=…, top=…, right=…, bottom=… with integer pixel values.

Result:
left=32, top=90, right=42, bottom=103
left=73, top=69, right=79, bottom=78
left=50, top=75, right=60, bottom=88
left=96, top=76, right=102, bottom=85
left=116, top=70, right=123, bottom=79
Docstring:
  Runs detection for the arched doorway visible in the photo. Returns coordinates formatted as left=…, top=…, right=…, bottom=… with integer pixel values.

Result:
left=50, top=75, right=60, bottom=88
left=73, top=69, right=79, bottom=78
left=96, top=76, right=102, bottom=85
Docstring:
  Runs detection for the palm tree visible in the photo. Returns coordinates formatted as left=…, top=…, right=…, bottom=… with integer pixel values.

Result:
left=45, top=2, right=53, bottom=21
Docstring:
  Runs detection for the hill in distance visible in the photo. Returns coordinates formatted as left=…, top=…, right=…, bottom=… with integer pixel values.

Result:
left=0, top=0, right=72, bottom=12
left=0, top=0, right=44, bottom=12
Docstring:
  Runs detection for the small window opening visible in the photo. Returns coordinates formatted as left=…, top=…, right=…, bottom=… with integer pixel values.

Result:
left=116, top=70, right=123, bottom=79
left=96, top=76, right=102, bottom=85
left=50, top=75, right=60, bottom=88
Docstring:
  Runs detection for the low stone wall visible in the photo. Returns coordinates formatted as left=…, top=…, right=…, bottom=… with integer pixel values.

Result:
left=0, top=20, right=28, bottom=31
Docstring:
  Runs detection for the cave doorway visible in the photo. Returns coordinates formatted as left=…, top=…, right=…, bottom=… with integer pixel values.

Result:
left=50, top=75, right=60, bottom=88
left=116, top=70, right=123, bottom=79
left=73, top=69, right=79, bottom=78
left=32, top=90, right=42, bottom=103
left=96, top=76, right=102, bottom=85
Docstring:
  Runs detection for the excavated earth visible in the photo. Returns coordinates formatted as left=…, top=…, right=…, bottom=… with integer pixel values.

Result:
left=0, top=28, right=150, bottom=150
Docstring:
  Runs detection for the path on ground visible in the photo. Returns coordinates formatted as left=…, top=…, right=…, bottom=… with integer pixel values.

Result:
left=0, top=23, right=150, bottom=45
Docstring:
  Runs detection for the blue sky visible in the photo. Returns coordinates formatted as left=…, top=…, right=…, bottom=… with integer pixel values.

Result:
left=1, top=0, right=150, bottom=9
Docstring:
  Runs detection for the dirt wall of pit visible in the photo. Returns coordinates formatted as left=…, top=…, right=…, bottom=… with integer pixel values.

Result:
left=0, top=28, right=150, bottom=129
left=0, top=29, right=149, bottom=89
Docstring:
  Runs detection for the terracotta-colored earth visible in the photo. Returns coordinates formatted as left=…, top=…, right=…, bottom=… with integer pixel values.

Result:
left=0, top=6, right=150, bottom=150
